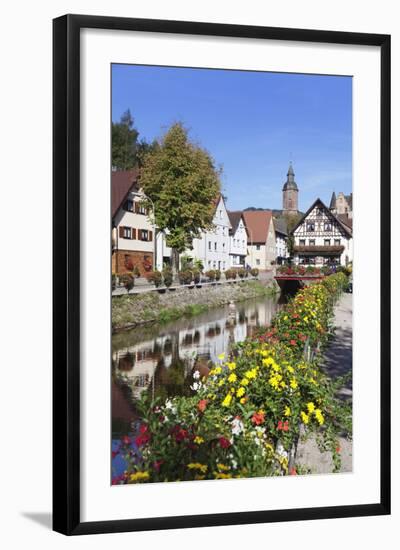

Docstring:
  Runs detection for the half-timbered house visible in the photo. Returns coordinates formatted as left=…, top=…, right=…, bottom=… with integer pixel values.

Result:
left=291, top=198, right=353, bottom=266
left=227, top=211, right=248, bottom=268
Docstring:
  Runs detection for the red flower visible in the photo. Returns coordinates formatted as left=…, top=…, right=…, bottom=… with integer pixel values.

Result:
left=174, top=427, right=189, bottom=442
left=251, top=411, right=265, bottom=425
left=289, top=467, right=297, bottom=475
left=277, top=420, right=289, bottom=432
left=219, top=437, right=231, bottom=449
left=197, top=399, right=208, bottom=413
left=290, top=339, right=297, bottom=346
left=121, top=435, right=131, bottom=446
left=111, top=450, right=119, bottom=459
left=336, top=445, right=341, bottom=453
left=139, top=424, right=149, bottom=434
left=135, top=432, right=151, bottom=447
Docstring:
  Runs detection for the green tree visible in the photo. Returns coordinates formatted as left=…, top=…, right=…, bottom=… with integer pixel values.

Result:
left=112, top=109, right=139, bottom=170
left=139, top=123, right=221, bottom=274
left=283, top=212, right=302, bottom=259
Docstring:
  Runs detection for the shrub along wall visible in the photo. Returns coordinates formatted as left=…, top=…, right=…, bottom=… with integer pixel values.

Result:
left=113, top=272, right=351, bottom=484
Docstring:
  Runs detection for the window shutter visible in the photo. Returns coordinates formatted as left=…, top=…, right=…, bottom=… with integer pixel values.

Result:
left=132, top=228, right=136, bottom=240
left=119, top=226, right=124, bottom=238
left=137, top=230, right=142, bottom=240
left=149, top=230, right=153, bottom=241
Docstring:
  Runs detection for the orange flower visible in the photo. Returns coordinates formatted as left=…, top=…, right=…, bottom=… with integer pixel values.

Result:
left=197, top=399, right=208, bottom=413
left=251, top=411, right=265, bottom=425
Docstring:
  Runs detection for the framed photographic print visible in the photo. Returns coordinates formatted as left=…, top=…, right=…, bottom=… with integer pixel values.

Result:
left=53, top=14, right=391, bottom=535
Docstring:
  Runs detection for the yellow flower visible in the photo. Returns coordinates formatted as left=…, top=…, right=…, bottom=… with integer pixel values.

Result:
left=300, top=411, right=309, bottom=424
left=307, top=402, right=315, bottom=413
left=228, top=373, right=237, bottom=383
left=213, top=366, right=222, bottom=375
left=194, top=436, right=204, bottom=444
left=290, top=378, right=298, bottom=390
left=217, top=353, right=225, bottom=360
left=284, top=315, right=288, bottom=321
left=129, top=471, right=150, bottom=482
left=222, top=393, right=233, bottom=407
left=269, top=376, right=279, bottom=390
left=227, top=362, right=236, bottom=370
left=240, top=378, right=249, bottom=386
left=218, top=378, right=226, bottom=387
left=287, top=365, right=295, bottom=374
left=314, top=409, right=325, bottom=425
left=240, top=397, right=247, bottom=404
left=284, top=406, right=291, bottom=417
left=217, top=463, right=230, bottom=471
left=214, top=472, right=233, bottom=479
left=303, top=316, right=309, bottom=322
left=245, top=368, right=258, bottom=380
left=236, top=387, right=245, bottom=398
left=187, top=462, right=208, bottom=473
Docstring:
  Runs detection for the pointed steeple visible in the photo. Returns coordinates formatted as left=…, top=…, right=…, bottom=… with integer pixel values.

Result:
left=282, top=162, right=298, bottom=191
left=329, top=191, right=337, bottom=209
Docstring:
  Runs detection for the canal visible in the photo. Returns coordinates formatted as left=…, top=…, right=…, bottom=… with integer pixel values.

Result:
left=112, top=293, right=283, bottom=438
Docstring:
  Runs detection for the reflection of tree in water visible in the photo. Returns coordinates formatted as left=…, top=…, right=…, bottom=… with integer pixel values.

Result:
left=150, top=356, right=193, bottom=401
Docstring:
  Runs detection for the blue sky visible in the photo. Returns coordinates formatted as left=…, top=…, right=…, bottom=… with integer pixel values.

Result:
left=112, top=64, right=352, bottom=212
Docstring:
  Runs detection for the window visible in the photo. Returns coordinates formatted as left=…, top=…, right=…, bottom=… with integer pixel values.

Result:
left=137, top=203, right=147, bottom=215
left=140, top=230, right=149, bottom=241
left=256, top=259, right=260, bottom=266
left=309, top=239, right=315, bottom=246
left=299, top=239, right=306, bottom=246
left=316, top=207, right=323, bottom=217
left=213, top=261, right=216, bottom=269
left=222, top=243, right=225, bottom=251
left=124, top=199, right=134, bottom=212
left=334, top=239, right=341, bottom=246
left=219, top=209, right=222, bottom=219
left=214, top=242, right=217, bottom=251
left=324, top=222, right=332, bottom=231
left=208, top=260, right=211, bottom=267
left=233, top=239, right=236, bottom=247
left=306, top=222, right=315, bottom=232
left=256, top=244, right=261, bottom=251
left=324, top=239, right=331, bottom=246
left=123, top=226, right=131, bottom=239
left=208, top=242, right=211, bottom=251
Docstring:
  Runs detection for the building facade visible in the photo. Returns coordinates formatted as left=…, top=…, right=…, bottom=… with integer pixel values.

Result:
left=242, top=210, right=276, bottom=269
left=329, top=191, right=353, bottom=219
left=227, top=211, right=248, bottom=267
left=112, top=170, right=155, bottom=275
left=273, top=217, right=289, bottom=263
left=191, top=195, right=231, bottom=271
left=292, top=198, right=353, bottom=266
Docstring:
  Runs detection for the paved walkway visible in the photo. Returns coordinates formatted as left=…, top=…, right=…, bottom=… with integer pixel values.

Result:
left=296, top=292, right=353, bottom=474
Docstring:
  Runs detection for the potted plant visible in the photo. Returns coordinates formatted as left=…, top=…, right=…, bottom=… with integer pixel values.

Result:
left=147, top=270, right=162, bottom=287
left=121, top=273, right=134, bottom=293
left=250, top=268, right=259, bottom=277
left=205, top=269, right=216, bottom=282
left=238, top=267, right=246, bottom=279
left=215, top=269, right=221, bottom=281
left=162, top=268, right=173, bottom=288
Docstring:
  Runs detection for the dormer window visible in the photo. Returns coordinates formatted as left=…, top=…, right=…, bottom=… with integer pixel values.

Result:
left=324, top=222, right=332, bottom=231
left=124, top=199, right=134, bottom=212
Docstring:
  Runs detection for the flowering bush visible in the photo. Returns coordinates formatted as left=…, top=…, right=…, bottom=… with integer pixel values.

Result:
left=114, top=273, right=351, bottom=484
left=147, top=270, right=163, bottom=287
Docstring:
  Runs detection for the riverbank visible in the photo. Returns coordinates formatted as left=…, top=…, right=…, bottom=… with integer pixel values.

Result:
left=112, top=279, right=278, bottom=332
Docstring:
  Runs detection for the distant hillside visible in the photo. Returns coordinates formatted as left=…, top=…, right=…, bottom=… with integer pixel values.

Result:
left=244, top=207, right=284, bottom=216
left=244, top=207, right=304, bottom=217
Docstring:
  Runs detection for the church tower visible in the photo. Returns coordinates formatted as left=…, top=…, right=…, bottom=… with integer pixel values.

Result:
left=282, top=162, right=299, bottom=214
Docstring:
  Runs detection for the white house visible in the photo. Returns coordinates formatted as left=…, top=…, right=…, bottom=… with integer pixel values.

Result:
left=242, top=210, right=276, bottom=269
left=190, top=195, right=232, bottom=272
left=112, top=170, right=155, bottom=275
left=273, top=217, right=289, bottom=263
left=227, top=211, right=248, bottom=267
left=291, top=198, right=353, bottom=266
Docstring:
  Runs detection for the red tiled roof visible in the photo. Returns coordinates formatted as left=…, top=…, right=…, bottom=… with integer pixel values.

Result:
left=111, top=169, right=139, bottom=217
left=242, top=210, right=273, bottom=243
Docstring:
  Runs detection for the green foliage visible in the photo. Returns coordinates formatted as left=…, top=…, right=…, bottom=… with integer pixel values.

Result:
left=225, top=268, right=237, bottom=280
left=250, top=268, right=259, bottom=277
left=112, top=110, right=139, bottom=170
left=238, top=267, right=246, bottom=279
left=215, top=269, right=221, bottom=281
left=139, top=123, right=222, bottom=257
left=120, top=273, right=134, bottom=293
left=162, top=268, right=173, bottom=288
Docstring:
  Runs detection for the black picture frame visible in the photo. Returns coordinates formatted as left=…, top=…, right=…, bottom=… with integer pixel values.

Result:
left=53, top=14, right=391, bottom=535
